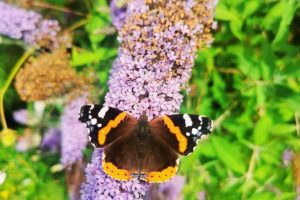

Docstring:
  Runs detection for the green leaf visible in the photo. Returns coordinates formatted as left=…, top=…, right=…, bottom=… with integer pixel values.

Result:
left=262, top=1, right=285, bottom=30
left=85, top=13, right=110, bottom=47
left=256, top=85, right=268, bottom=106
left=261, top=41, right=276, bottom=80
left=280, top=193, right=298, bottom=200
left=253, top=115, right=272, bottom=145
left=248, top=192, right=274, bottom=200
left=211, top=136, right=246, bottom=174
left=230, top=19, right=243, bottom=40
left=215, top=4, right=239, bottom=21
left=72, top=48, right=117, bottom=66
left=236, top=50, right=261, bottom=80
left=197, top=141, right=216, bottom=158
left=273, top=0, right=298, bottom=44
left=243, top=1, right=261, bottom=18
left=279, top=95, right=300, bottom=112
left=270, top=124, right=295, bottom=136
left=254, top=165, right=273, bottom=182
left=216, top=4, right=243, bottom=40
left=260, top=142, right=284, bottom=165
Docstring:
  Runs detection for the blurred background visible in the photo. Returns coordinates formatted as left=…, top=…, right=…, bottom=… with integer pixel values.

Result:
left=0, top=0, right=299, bottom=199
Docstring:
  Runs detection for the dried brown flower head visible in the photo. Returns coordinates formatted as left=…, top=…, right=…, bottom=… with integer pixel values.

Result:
left=15, top=49, right=91, bottom=101
left=292, top=153, right=300, bottom=186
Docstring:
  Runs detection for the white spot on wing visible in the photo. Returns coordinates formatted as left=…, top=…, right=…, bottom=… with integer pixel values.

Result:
left=210, top=120, right=214, bottom=131
left=91, top=118, right=97, bottom=125
left=88, top=115, right=92, bottom=119
left=183, top=114, right=193, bottom=127
left=197, top=131, right=202, bottom=136
left=198, top=116, right=203, bottom=124
left=186, top=132, right=190, bottom=136
left=90, top=105, right=94, bottom=110
left=97, top=123, right=102, bottom=128
left=191, top=128, right=198, bottom=135
left=98, top=106, right=109, bottom=118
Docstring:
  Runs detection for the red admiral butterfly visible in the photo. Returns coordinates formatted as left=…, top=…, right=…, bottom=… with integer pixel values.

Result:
left=79, top=105, right=213, bottom=182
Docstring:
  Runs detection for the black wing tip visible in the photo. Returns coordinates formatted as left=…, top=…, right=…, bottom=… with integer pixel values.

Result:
left=78, top=105, right=92, bottom=122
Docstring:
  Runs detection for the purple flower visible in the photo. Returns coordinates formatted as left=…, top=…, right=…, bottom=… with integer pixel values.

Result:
left=13, top=105, right=44, bottom=126
left=198, top=191, right=206, bottom=200
left=13, top=109, right=30, bottom=125
left=61, top=96, right=89, bottom=166
left=105, top=0, right=216, bottom=119
left=16, top=128, right=41, bottom=152
left=282, top=149, right=293, bottom=167
left=110, top=0, right=128, bottom=30
left=145, top=176, right=185, bottom=200
left=0, top=2, right=60, bottom=49
left=81, top=149, right=148, bottom=200
left=41, top=128, right=61, bottom=154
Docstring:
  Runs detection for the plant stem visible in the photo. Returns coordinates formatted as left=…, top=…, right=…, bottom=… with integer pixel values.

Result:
left=0, top=48, right=35, bottom=129
left=84, top=0, right=92, bottom=12
left=33, top=1, right=86, bottom=17
left=242, top=147, right=259, bottom=200
left=212, top=101, right=238, bottom=131
left=66, top=17, right=90, bottom=32
left=295, top=112, right=300, bottom=136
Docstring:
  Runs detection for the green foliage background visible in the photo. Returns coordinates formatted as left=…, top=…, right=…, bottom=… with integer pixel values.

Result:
left=0, top=0, right=299, bottom=199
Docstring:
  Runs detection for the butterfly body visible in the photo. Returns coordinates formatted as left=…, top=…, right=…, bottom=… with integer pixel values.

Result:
left=79, top=105, right=212, bottom=183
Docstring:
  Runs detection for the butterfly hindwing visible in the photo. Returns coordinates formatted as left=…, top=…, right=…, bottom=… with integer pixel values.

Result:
left=78, top=104, right=137, bottom=148
left=150, top=114, right=213, bottom=156
left=102, top=128, right=179, bottom=182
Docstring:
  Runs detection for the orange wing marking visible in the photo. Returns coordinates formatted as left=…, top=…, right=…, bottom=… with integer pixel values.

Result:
left=146, top=166, right=178, bottom=182
left=162, top=116, right=187, bottom=153
left=97, top=112, right=127, bottom=145
left=102, top=160, right=131, bottom=181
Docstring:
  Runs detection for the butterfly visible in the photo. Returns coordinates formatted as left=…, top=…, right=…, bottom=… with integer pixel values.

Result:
left=78, top=104, right=213, bottom=183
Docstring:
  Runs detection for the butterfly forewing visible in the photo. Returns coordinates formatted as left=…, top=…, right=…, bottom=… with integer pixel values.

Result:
left=150, top=114, right=213, bottom=155
left=78, top=104, right=137, bottom=148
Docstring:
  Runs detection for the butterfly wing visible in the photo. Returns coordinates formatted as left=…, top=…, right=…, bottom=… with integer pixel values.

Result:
left=78, top=104, right=137, bottom=148
left=102, top=125, right=139, bottom=181
left=102, top=130, right=179, bottom=183
left=141, top=133, right=179, bottom=182
left=150, top=114, right=213, bottom=156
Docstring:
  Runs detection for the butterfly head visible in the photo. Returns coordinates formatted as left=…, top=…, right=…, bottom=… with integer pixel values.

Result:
left=137, top=112, right=150, bottom=137
left=139, top=111, right=148, bottom=121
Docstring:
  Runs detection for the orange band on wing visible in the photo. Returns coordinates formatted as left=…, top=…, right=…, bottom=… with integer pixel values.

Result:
left=102, top=160, right=131, bottom=181
left=98, top=112, right=127, bottom=145
left=146, top=166, right=178, bottom=182
left=162, top=116, right=187, bottom=153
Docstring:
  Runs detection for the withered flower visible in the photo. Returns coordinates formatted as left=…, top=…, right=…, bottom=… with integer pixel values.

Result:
left=15, top=49, right=90, bottom=101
